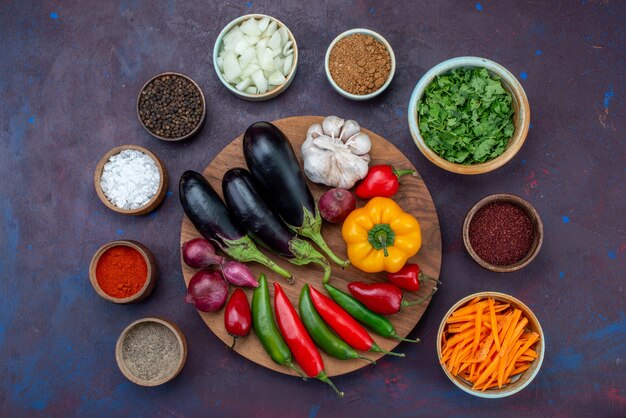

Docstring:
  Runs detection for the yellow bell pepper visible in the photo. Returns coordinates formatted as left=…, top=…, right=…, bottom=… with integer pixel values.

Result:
left=341, top=197, right=421, bottom=273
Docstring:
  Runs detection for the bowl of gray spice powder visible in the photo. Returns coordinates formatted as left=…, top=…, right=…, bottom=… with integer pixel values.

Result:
left=116, top=317, right=187, bottom=386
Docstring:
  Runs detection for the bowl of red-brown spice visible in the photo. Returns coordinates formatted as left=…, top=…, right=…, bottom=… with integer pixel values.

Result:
left=463, top=194, right=543, bottom=272
left=325, top=29, right=395, bottom=100
left=89, top=240, right=157, bottom=303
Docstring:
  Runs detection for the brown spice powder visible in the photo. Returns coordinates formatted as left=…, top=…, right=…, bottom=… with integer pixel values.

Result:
left=329, top=34, right=391, bottom=95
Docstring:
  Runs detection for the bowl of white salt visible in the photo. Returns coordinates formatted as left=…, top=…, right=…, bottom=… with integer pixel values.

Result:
left=94, top=145, right=168, bottom=215
left=116, top=317, right=187, bottom=387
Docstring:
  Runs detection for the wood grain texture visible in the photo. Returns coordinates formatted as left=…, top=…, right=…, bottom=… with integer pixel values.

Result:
left=180, top=116, right=441, bottom=377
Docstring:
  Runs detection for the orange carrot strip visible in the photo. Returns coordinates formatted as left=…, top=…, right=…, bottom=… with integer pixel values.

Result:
left=489, top=298, right=501, bottom=351
left=523, top=349, right=538, bottom=359
left=474, top=354, right=501, bottom=388
left=471, top=302, right=485, bottom=357
left=504, top=333, right=540, bottom=380
left=445, top=328, right=477, bottom=347
left=468, top=296, right=482, bottom=305
left=510, top=363, right=531, bottom=375
left=476, top=334, right=494, bottom=362
left=480, top=378, right=511, bottom=391
left=499, top=309, right=522, bottom=357
left=503, top=317, right=528, bottom=358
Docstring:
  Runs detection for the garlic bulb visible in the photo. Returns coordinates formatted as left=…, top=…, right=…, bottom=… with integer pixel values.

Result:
left=301, top=116, right=371, bottom=189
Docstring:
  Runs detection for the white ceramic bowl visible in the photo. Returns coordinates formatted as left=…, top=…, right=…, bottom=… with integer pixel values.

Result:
left=408, top=57, right=530, bottom=174
left=213, top=14, right=298, bottom=101
left=325, top=29, right=396, bottom=100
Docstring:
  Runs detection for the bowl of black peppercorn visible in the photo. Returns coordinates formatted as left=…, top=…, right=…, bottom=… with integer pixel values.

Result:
left=137, top=72, right=206, bottom=142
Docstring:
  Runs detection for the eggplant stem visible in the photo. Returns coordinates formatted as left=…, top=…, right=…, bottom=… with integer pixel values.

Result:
left=371, top=343, right=405, bottom=357
left=288, top=238, right=332, bottom=283
left=223, top=236, right=294, bottom=282
left=308, top=232, right=350, bottom=267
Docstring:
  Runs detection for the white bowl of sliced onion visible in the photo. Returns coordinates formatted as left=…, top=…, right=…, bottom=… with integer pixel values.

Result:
left=214, top=14, right=298, bottom=101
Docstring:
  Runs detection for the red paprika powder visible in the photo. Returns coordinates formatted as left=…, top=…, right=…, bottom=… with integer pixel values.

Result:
left=95, top=245, right=147, bottom=298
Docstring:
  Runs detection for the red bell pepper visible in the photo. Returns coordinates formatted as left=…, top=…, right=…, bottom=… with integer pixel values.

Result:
left=347, top=282, right=436, bottom=315
left=224, top=288, right=252, bottom=349
left=386, top=263, right=440, bottom=292
left=355, top=165, right=416, bottom=199
left=308, top=286, right=404, bottom=357
left=273, top=282, right=343, bottom=397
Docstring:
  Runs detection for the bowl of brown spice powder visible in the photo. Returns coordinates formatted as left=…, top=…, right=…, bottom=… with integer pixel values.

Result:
left=463, top=194, right=543, bottom=273
left=325, top=29, right=395, bottom=100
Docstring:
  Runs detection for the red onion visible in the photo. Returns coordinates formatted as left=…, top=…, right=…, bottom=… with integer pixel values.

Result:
left=221, top=261, right=259, bottom=288
left=319, top=188, right=356, bottom=223
left=184, top=270, right=229, bottom=312
left=182, top=238, right=224, bottom=268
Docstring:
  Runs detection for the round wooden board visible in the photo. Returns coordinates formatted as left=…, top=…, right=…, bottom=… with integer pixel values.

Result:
left=180, top=116, right=442, bottom=377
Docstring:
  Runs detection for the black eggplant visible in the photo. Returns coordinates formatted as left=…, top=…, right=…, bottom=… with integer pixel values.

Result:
left=243, top=122, right=349, bottom=267
left=222, top=168, right=331, bottom=282
left=179, top=170, right=292, bottom=281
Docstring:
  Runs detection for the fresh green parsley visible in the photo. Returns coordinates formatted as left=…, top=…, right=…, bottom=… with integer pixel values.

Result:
left=417, top=68, right=515, bottom=165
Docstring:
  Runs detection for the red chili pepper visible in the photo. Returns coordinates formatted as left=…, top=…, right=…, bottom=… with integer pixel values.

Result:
left=355, top=165, right=416, bottom=199
left=224, top=289, right=252, bottom=349
left=308, top=286, right=404, bottom=357
left=386, top=263, right=441, bottom=292
left=347, top=281, right=436, bottom=315
left=273, top=282, right=343, bottom=397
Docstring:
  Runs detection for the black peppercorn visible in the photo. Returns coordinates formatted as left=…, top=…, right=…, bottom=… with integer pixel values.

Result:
left=138, top=74, right=204, bottom=139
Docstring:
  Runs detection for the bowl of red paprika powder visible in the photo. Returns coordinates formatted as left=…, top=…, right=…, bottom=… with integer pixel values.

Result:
left=89, top=240, right=157, bottom=303
left=463, top=194, right=543, bottom=273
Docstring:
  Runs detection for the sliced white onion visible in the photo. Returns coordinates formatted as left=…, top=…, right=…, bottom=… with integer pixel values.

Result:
left=217, top=56, right=224, bottom=70
left=258, top=16, right=270, bottom=32
left=240, top=18, right=261, bottom=36
left=223, top=51, right=241, bottom=82
left=242, top=63, right=261, bottom=77
left=236, top=78, right=252, bottom=91
left=264, top=20, right=277, bottom=38
left=282, top=54, right=293, bottom=76
left=223, top=26, right=243, bottom=46
left=260, top=48, right=274, bottom=71
left=277, top=27, right=288, bottom=46
left=239, top=47, right=256, bottom=68
left=282, top=41, right=293, bottom=56
left=244, top=35, right=260, bottom=46
left=268, top=31, right=282, bottom=51
left=268, top=71, right=286, bottom=86
left=245, top=86, right=258, bottom=94
left=251, top=70, right=268, bottom=94
left=234, top=37, right=250, bottom=55
left=273, top=56, right=284, bottom=72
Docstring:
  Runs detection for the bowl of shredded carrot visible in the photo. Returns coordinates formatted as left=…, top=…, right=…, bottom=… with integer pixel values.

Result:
left=437, top=292, right=544, bottom=398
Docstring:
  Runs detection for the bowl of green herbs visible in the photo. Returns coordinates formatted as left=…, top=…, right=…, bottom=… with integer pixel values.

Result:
left=408, top=57, right=530, bottom=174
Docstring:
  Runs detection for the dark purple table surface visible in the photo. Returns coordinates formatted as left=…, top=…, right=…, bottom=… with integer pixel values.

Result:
left=1, top=1, right=624, bottom=416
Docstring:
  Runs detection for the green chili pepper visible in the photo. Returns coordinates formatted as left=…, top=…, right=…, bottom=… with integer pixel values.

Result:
left=252, top=274, right=307, bottom=378
left=323, top=284, right=420, bottom=343
left=299, top=285, right=375, bottom=364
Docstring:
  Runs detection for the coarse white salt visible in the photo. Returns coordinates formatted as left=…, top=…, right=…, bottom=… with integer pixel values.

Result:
left=100, top=149, right=160, bottom=210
